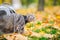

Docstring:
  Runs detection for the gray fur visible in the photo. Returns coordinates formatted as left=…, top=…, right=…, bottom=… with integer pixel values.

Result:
left=0, top=6, right=35, bottom=34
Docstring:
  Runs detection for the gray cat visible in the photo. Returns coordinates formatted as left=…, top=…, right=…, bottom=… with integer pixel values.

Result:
left=0, top=6, right=35, bottom=35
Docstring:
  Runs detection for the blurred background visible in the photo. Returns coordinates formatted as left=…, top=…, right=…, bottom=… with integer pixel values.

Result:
left=0, top=0, right=60, bottom=10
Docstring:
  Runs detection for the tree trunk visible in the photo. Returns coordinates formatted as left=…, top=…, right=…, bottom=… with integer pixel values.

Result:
left=53, top=0, right=57, bottom=6
left=12, top=0, right=22, bottom=9
left=38, top=0, right=45, bottom=11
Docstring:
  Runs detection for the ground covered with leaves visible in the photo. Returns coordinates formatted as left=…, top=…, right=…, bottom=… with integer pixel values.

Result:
left=0, top=6, right=60, bottom=40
